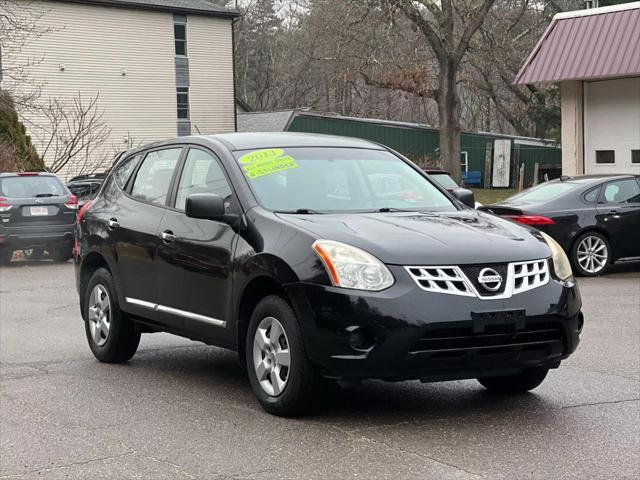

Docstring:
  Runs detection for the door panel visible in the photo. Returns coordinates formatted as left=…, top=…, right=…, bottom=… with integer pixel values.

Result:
left=105, top=147, right=182, bottom=318
left=155, top=148, right=236, bottom=342
left=595, top=179, right=640, bottom=259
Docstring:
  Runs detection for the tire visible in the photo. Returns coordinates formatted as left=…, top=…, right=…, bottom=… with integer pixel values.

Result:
left=0, top=248, right=13, bottom=266
left=83, top=267, right=140, bottom=363
left=51, top=245, right=73, bottom=263
left=477, top=367, right=549, bottom=394
left=24, top=248, right=44, bottom=260
left=570, top=231, right=611, bottom=277
left=245, top=295, right=320, bottom=417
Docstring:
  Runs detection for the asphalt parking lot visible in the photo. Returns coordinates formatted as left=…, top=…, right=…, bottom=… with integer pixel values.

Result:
left=1, top=260, right=639, bottom=479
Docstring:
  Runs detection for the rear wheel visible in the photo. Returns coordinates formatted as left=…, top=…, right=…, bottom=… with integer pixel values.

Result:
left=246, top=295, right=320, bottom=417
left=0, top=248, right=13, bottom=266
left=571, top=231, right=610, bottom=277
left=84, top=268, right=140, bottom=363
left=477, top=367, right=549, bottom=394
left=51, top=245, right=73, bottom=263
left=24, top=248, right=44, bottom=260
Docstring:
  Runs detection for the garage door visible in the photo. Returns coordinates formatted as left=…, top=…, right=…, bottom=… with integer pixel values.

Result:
left=584, top=77, right=640, bottom=175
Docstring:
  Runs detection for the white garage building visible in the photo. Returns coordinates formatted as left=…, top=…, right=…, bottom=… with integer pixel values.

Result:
left=515, top=2, right=640, bottom=176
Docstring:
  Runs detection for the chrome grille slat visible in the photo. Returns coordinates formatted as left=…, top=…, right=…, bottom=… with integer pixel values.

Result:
left=405, top=258, right=550, bottom=300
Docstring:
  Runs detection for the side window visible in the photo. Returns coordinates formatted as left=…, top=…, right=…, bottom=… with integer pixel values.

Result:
left=602, top=179, right=640, bottom=204
left=583, top=186, right=600, bottom=204
left=175, top=149, right=232, bottom=211
left=114, top=154, right=141, bottom=189
left=130, top=148, right=182, bottom=206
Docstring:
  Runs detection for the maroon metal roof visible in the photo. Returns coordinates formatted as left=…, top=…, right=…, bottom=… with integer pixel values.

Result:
left=515, top=3, right=640, bottom=84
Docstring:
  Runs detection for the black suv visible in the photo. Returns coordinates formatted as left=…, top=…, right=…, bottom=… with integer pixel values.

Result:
left=75, top=133, right=583, bottom=416
left=0, top=172, right=77, bottom=264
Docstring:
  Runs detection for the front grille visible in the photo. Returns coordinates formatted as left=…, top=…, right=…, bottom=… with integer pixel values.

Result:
left=405, top=258, right=550, bottom=300
left=459, top=263, right=509, bottom=296
left=409, top=320, right=565, bottom=362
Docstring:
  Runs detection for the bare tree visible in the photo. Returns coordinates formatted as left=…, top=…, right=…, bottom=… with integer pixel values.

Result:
left=29, top=93, right=111, bottom=175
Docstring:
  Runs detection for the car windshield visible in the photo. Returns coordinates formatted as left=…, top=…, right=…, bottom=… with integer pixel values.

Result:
left=430, top=173, right=458, bottom=190
left=507, top=181, right=580, bottom=202
left=234, top=147, right=456, bottom=213
left=0, top=176, right=65, bottom=198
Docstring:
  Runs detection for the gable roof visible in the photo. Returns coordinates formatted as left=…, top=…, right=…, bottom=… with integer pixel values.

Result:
left=53, top=0, right=239, bottom=18
left=515, top=2, right=640, bottom=84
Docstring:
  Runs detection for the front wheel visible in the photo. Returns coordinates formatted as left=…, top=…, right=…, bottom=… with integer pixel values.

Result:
left=84, top=268, right=140, bottom=363
left=571, top=232, right=611, bottom=277
left=246, top=295, right=320, bottom=417
left=477, top=367, right=549, bottom=394
left=51, top=245, right=73, bottom=263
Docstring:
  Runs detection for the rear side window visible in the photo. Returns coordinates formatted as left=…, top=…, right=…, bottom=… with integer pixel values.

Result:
left=114, top=154, right=142, bottom=188
left=510, top=181, right=579, bottom=202
left=583, top=187, right=600, bottom=204
left=130, top=148, right=182, bottom=206
left=175, top=149, right=232, bottom=210
left=602, top=179, right=640, bottom=204
left=0, top=176, right=65, bottom=198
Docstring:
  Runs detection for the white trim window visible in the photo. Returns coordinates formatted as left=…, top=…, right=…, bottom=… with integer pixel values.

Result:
left=174, top=18, right=187, bottom=57
left=460, top=151, right=469, bottom=173
left=177, top=87, right=190, bottom=120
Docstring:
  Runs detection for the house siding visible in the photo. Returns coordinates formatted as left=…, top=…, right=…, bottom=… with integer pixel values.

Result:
left=2, top=1, right=235, bottom=179
left=187, top=16, right=235, bottom=135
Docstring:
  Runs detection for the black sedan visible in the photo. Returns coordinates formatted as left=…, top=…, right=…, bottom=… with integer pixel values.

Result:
left=75, top=133, right=582, bottom=416
left=480, top=175, right=640, bottom=276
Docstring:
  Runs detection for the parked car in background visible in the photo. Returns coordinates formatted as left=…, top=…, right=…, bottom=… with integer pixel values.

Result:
left=0, top=172, right=77, bottom=265
left=480, top=175, right=640, bottom=276
left=424, top=169, right=480, bottom=208
left=75, top=133, right=582, bottom=416
left=67, top=173, right=107, bottom=206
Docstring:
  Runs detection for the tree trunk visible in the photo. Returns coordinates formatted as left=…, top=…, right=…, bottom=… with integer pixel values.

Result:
left=437, top=60, right=462, bottom=183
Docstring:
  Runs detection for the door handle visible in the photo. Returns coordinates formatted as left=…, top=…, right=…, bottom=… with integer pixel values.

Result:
left=107, top=218, right=119, bottom=230
left=160, top=230, right=176, bottom=243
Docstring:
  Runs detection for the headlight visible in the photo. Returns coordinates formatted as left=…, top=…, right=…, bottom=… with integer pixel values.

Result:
left=540, top=232, right=573, bottom=282
left=312, top=240, right=394, bottom=291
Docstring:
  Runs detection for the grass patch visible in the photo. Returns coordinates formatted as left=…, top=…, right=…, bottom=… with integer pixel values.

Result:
left=471, top=188, right=519, bottom=205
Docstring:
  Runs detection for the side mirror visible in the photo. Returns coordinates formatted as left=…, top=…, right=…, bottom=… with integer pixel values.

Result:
left=185, top=193, right=226, bottom=221
left=451, top=188, right=476, bottom=209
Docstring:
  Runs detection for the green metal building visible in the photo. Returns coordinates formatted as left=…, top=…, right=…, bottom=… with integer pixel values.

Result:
left=237, top=110, right=561, bottom=187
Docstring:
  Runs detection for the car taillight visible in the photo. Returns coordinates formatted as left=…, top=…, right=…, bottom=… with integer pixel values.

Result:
left=505, top=215, right=555, bottom=226
left=77, top=199, right=93, bottom=224
left=65, top=195, right=78, bottom=210
left=0, top=197, right=12, bottom=212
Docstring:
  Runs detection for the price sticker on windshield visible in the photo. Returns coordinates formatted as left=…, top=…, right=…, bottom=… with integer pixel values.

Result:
left=238, top=149, right=298, bottom=179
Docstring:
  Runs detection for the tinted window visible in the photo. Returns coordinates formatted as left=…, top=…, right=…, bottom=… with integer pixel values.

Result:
left=114, top=154, right=141, bottom=188
left=234, top=147, right=455, bottom=213
left=632, top=150, right=640, bottom=164
left=583, top=187, right=599, bottom=203
left=509, top=181, right=579, bottom=202
left=130, top=148, right=182, bottom=206
left=0, top=176, right=65, bottom=198
left=175, top=149, right=232, bottom=210
left=174, top=23, right=186, bottom=56
left=68, top=182, right=100, bottom=201
left=602, top=179, right=640, bottom=204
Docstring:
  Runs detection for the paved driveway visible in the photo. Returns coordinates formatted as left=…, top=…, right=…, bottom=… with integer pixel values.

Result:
left=1, top=261, right=638, bottom=479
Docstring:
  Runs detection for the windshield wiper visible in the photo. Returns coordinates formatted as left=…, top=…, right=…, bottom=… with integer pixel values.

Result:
left=275, top=208, right=323, bottom=214
left=376, top=207, right=416, bottom=213
left=35, top=193, right=56, bottom=198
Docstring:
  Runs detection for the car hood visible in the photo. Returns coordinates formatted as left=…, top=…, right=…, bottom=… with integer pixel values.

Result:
left=277, top=209, right=550, bottom=265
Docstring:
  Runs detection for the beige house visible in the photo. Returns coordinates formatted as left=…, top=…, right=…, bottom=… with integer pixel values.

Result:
left=1, top=0, right=238, bottom=179
left=516, top=2, right=640, bottom=176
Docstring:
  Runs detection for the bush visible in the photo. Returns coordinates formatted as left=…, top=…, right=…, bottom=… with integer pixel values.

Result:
left=0, top=89, right=44, bottom=172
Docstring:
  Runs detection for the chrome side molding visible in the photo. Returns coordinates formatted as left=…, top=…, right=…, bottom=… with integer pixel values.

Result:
left=125, top=297, right=226, bottom=328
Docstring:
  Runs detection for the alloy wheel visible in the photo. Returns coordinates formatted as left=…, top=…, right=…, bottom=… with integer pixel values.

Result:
left=576, top=235, right=608, bottom=274
left=252, top=316, right=291, bottom=396
left=88, top=284, right=111, bottom=346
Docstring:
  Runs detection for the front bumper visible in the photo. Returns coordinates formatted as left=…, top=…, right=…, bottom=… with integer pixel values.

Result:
left=0, top=224, right=74, bottom=250
left=285, top=265, right=582, bottom=382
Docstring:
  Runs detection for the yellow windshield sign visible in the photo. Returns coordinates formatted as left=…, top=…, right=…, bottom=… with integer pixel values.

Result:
left=238, top=149, right=299, bottom=179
